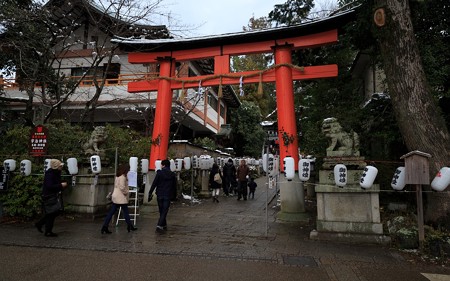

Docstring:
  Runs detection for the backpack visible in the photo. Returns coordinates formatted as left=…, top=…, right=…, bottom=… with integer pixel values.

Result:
left=214, top=173, right=222, bottom=184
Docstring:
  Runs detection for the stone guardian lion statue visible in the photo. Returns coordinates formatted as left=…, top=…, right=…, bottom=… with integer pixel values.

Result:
left=83, top=126, right=107, bottom=156
left=321, top=118, right=360, bottom=157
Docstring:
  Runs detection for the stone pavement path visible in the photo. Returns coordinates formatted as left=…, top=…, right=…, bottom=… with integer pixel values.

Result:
left=0, top=176, right=449, bottom=281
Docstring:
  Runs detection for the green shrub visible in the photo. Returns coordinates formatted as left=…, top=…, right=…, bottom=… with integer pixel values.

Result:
left=0, top=174, right=43, bottom=219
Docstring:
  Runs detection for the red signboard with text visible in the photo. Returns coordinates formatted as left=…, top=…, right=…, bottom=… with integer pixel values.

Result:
left=29, top=125, right=48, bottom=157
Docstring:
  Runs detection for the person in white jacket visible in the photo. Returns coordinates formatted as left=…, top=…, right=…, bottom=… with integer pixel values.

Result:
left=101, top=164, right=137, bottom=234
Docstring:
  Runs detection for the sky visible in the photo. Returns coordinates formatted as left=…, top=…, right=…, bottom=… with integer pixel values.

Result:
left=159, top=0, right=280, bottom=37
left=160, top=0, right=336, bottom=37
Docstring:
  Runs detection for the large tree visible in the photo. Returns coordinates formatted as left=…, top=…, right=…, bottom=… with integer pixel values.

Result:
left=371, top=0, right=450, bottom=224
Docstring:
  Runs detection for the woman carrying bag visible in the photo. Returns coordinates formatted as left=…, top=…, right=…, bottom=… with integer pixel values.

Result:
left=35, top=159, right=68, bottom=237
left=101, top=164, right=137, bottom=234
left=209, top=163, right=222, bottom=203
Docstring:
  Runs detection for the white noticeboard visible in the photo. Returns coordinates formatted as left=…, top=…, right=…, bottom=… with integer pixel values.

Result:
left=127, top=171, right=138, bottom=188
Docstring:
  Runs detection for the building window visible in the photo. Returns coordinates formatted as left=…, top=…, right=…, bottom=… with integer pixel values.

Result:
left=208, top=93, right=218, bottom=111
left=71, top=63, right=120, bottom=85
left=220, top=104, right=225, bottom=118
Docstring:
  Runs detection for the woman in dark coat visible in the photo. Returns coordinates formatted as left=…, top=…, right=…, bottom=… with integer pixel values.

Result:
left=209, top=163, right=222, bottom=203
left=35, top=159, right=68, bottom=237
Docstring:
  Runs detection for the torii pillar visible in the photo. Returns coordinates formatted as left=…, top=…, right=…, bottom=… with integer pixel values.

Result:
left=150, top=58, right=175, bottom=162
left=274, top=45, right=306, bottom=220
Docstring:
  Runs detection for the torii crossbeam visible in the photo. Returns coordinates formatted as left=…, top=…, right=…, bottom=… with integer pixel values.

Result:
left=116, top=11, right=355, bottom=170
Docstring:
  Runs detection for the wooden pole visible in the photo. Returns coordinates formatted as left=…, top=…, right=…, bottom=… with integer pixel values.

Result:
left=416, top=184, right=425, bottom=250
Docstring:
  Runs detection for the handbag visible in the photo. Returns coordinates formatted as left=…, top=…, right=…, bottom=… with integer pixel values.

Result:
left=43, top=193, right=63, bottom=214
left=214, top=173, right=222, bottom=184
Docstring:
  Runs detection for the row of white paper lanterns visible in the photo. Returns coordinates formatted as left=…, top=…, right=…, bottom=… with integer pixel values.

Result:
left=261, top=155, right=450, bottom=192
left=5, top=156, right=449, bottom=191
left=2, top=155, right=256, bottom=176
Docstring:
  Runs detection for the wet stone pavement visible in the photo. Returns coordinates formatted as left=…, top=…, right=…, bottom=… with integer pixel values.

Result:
left=0, top=176, right=449, bottom=280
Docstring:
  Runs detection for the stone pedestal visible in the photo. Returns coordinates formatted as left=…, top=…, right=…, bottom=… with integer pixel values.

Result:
left=276, top=174, right=310, bottom=223
left=199, top=170, right=211, bottom=198
left=310, top=157, right=390, bottom=244
left=63, top=167, right=115, bottom=217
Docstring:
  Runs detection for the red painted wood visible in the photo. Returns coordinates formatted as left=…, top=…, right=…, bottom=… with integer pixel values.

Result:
left=149, top=59, right=175, bottom=169
left=127, top=65, right=338, bottom=92
left=128, top=30, right=338, bottom=62
left=274, top=45, right=299, bottom=170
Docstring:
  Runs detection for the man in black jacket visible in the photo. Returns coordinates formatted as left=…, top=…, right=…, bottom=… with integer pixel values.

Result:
left=148, top=159, right=177, bottom=233
left=222, top=158, right=236, bottom=196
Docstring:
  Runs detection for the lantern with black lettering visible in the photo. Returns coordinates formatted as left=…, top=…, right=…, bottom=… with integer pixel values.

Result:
left=20, top=160, right=32, bottom=176
left=360, top=166, right=378, bottom=189
left=391, top=167, right=406, bottom=191
left=90, top=155, right=101, bottom=174
left=3, top=159, right=16, bottom=172
left=299, top=159, right=311, bottom=181
left=334, top=164, right=347, bottom=187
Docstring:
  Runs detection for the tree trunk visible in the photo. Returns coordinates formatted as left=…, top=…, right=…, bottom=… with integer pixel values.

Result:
left=373, top=0, right=450, bottom=224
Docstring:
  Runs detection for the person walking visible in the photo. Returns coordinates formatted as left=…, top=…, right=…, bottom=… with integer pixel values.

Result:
left=209, top=163, right=222, bottom=203
left=35, top=159, right=68, bottom=237
left=148, top=159, right=177, bottom=234
left=222, top=158, right=236, bottom=196
left=236, top=159, right=250, bottom=201
left=248, top=177, right=257, bottom=199
left=101, top=164, right=137, bottom=234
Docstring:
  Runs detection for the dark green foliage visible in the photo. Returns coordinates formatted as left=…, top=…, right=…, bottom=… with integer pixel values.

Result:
left=45, top=120, right=90, bottom=158
left=0, top=121, right=154, bottom=218
left=410, top=0, right=450, bottom=99
left=230, top=101, right=266, bottom=157
left=178, top=169, right=201, bottom=197
left=103, top=124, right=149, bottom=164
left=269, top=0, right=315, bottom=25
left=192, top=137, right=217, bottom=151
left=0, top=125, right=30, bottom=159
left=0, top=174, right=43, bottom=219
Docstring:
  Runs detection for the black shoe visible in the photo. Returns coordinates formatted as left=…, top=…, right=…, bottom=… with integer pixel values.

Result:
left=127, top=224, right=138, bottom=232
left=155, top=226, right=165, bottom=234
left=44, top=232, right=58, bottom=237
left=35, top=223, right=43, bottom=233
left=101, top=226, right=112, bottom=234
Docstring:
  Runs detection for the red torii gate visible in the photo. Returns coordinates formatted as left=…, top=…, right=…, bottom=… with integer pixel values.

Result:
left=121, top=13, right=353, bottom=170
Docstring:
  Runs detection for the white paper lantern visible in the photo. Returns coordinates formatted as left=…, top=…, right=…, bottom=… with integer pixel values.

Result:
left=44, top=159, right=52, bottom=171
left=360, top=165, right=378, bottom=189
left=3, top=159, right=16, bottom=172
left=140, top=159, right=149, bottom=174
left=155, top=160, right=162, bottom=171
left=129, top=157, right=138, bottom=172
left=391, top=167, right=406, bottom=191
left=299, top=159, right=311, bottom=181
left=169, top=159, right=176, bottom=171
left=175, top=158, right=183, bottom=171
left=268, top=156, right=279, bottom=177
left=431, top=167, right=450, bottom=192
left=183, top=157, right=191, bottom=170
left=283, top=156, right=295, bottom=180
left=262, top=153, right=274, bottom=173
left=334, top=164, right=347, bottom=187
left=20, top=160, right=32, bottom=176
left=67, top=158, right=78, bottom=175
left=90, top=155, right=101, bottom=174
